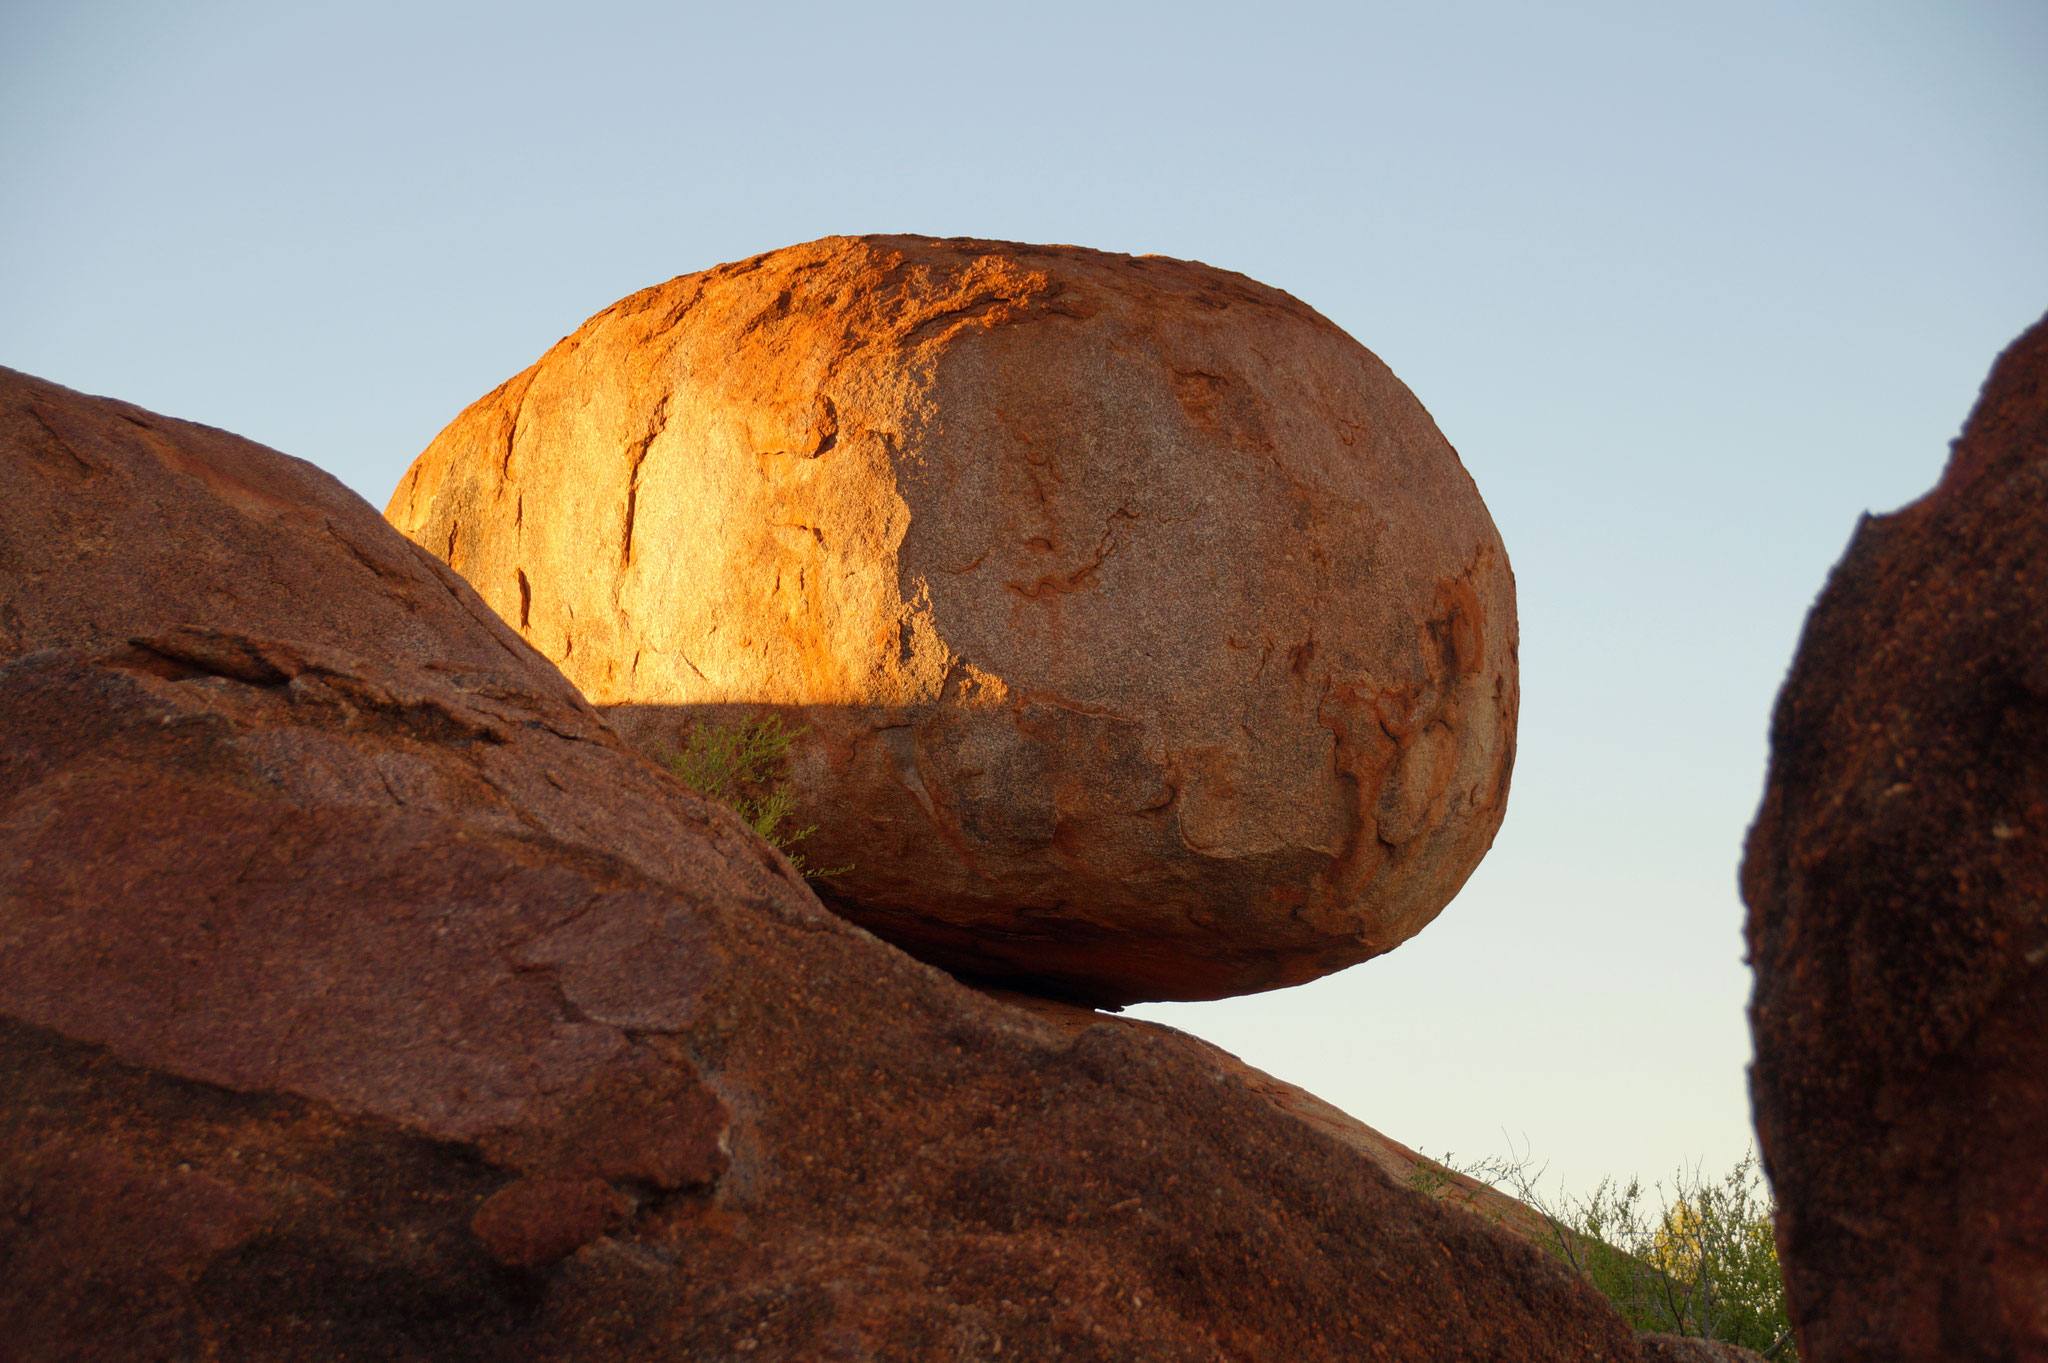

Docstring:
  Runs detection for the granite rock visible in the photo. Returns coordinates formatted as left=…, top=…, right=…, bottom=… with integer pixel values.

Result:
left=1, top=368, right=1623, bottom=1361
left=1743, top=311, right=2048, bottom=1362
left=388, top=235, right=1518, bottom=1004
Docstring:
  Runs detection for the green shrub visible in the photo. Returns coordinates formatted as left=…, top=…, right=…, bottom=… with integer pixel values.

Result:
left=663, top=714, right=848, bottom=880
left=1418, top=1147, right=1797, bottom=1359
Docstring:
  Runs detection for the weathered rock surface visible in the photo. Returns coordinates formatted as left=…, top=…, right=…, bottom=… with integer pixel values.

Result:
left=991, top=988, right=1558, bottom=1246
left=1, top=367, right=1626, bottom=1360
left=0, top=361, right=581, bottom=700
left=1743, top=311, right=2048, bottom=1362
left=387, top=235, right=1518, bottom=1005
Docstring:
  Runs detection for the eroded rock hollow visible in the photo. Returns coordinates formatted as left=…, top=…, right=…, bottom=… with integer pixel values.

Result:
left=388, top=236, right=1518, bottom=1004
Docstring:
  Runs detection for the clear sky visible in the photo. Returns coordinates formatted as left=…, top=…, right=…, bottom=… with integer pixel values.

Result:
left=6, top=0, right=2045, bottom=1200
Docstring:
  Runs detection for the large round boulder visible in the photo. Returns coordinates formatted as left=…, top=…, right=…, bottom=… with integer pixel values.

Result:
left=388, top=236, right=1517, bottom=1004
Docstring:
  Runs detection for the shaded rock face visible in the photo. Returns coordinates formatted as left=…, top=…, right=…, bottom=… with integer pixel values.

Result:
left=387, top=235, right=1518, bottom=1006
left=1742, top=312, right=2048, bottom=1363
left=0, top=366, right=1631, bottom=1361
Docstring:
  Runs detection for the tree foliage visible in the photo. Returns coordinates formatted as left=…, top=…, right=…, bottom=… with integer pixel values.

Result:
left=1419, top=1146, right=1797, bottom=1359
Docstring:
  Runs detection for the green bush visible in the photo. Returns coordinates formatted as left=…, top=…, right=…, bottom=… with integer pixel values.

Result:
left=663, top=714, right=847, bottom=880
left=1418, top=1147, right=1797, bottom=1359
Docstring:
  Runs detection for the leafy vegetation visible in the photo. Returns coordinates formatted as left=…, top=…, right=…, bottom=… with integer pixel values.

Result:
left=1416, top=1146, right=1797, bottom=1359
left=663, top=714, right=848, bottom=880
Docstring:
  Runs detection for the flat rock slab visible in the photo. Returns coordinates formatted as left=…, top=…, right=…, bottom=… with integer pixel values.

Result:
left=388, top=235, right=1518, bottom=1005
left=1743, top=310, right=2048, bottom=1362
left=2, top=368, right=1629, bottom=1361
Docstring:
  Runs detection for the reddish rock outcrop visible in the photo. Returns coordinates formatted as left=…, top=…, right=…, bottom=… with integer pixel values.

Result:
left=387, top=235, right=1518, bottom=1005
left=1743, top=311, right=2048, bottom=1362
left=0, top=360, right=581, bottom=700
left=991, top=988, right=1559, bottom=1246
left=1, top=367, right=1626, bottom=1360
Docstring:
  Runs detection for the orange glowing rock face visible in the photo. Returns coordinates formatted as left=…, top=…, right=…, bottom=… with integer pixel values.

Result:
left=388, top=235, right=1519, bottom=1004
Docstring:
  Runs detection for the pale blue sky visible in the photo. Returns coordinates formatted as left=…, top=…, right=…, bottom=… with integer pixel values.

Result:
left=6, top=0, right=2045, bottom=1197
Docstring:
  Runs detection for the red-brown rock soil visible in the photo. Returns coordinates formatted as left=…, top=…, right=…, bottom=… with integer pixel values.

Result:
left=1, top=366, right=1625, bottom=1360
left=1743, top=310, right=2048, bottom=1362
left=387, top=235, right=1518, bottom=1006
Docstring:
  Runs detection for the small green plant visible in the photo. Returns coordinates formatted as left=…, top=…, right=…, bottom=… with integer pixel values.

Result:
left=663, top=714, right=848, bottom=880
left=1407, top=1156, right=1461, bottom=1200
left=1419, top=1145, right=1798, bottom=1359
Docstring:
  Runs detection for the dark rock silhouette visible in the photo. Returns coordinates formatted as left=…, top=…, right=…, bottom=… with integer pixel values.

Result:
left=0, top=366, right=1630, bottom=1360
left=1744, top=310, right=2048, bottom=1362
